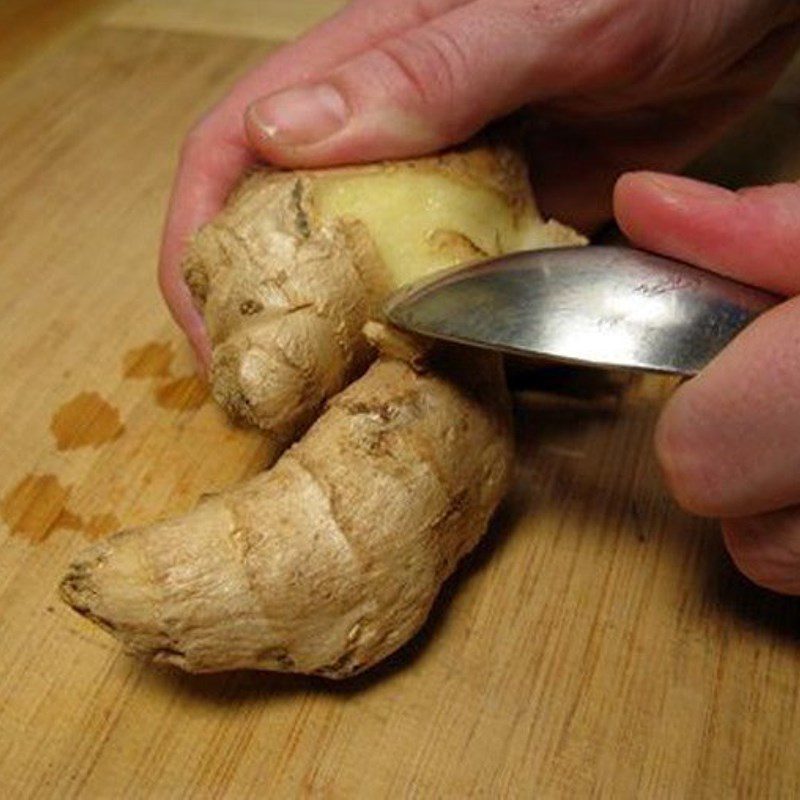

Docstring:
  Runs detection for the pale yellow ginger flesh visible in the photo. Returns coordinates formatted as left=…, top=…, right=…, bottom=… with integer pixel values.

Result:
left=182, top=144, right=584, bottom=449
left=61, top=330, right=514, bottom=677
left=60, top=144, right=585, bottom=678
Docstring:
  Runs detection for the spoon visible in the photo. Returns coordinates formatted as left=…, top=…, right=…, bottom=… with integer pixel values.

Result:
left=384, top=245, right=780, bottom=376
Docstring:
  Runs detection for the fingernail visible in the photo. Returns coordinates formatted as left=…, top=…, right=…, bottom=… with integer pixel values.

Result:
left=247, top=84, right=349, bottom=147
left=640, top=173, right=735, bottom=203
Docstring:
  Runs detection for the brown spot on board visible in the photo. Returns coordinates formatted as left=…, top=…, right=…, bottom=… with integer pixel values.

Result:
left=123, top=342, right=173, bottom=379
left=1, top=475, right=122, bottom=544
left=84, top=513, right=121, bottom=539
left=50, top=392, right=124, bottom=450
left=155, top=376, right=209, bottom=411
left=55, top=507, right=84, bottom=531
left=2, top=474, right=72, bottom=543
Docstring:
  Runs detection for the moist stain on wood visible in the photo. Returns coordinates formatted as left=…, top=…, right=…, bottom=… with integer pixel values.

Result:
left=2, top=474, right=72, bottom=543
left=53, top=509, right=119, bottom=540
left=55, top=507, right=84, bottom=531
left=123, top=341, right=173, bottom=379
left=155, top=376, right=209, bottom=410
left=50, top=391, right=124, bottom=450
left=83, top=512, right=121, bottom=538
left=1, top=474, right=121, bottom=543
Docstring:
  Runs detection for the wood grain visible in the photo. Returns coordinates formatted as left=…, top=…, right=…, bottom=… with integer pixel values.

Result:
left=105, top=0, right=347, bottom=41
left=0, top=0, right=110, bottom=76
left=0, top=3, right=799, bottom=798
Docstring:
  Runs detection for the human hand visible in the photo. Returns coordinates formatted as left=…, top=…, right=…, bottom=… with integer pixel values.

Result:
left=159, top=0, right=800, bottom=370
left=616, top=172, right=800, bottom=594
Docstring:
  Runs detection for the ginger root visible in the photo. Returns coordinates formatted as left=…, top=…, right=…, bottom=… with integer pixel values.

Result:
left=62, top=328, right=513, bottom=676
left=61, top=142, right=584, bottom=677
left=183, top=144, right=583, bottom=448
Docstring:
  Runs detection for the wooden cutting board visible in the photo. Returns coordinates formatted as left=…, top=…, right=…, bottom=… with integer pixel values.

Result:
left=2, top=2, right=800, bottom=796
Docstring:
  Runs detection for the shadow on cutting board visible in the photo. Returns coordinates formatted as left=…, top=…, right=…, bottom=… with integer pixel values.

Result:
left=512, top=385, right=800, bottom=650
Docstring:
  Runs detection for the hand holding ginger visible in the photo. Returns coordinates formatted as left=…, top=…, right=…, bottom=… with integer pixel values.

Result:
left=159, top=0, right=800, bottom=594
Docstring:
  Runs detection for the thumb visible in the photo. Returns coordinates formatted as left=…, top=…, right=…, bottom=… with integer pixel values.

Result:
left=244, top=1, right=650, bottom=167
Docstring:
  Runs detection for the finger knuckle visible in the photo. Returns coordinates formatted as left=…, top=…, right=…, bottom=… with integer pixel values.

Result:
left=509, top=0, right=671, bottom=86
left=596, top=2, right=675, bottom=84
left=376, top=25, right=471, bottom=132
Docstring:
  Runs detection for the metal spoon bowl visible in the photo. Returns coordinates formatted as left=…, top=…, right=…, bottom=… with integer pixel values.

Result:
left=384, top=246, right=780, bottom=376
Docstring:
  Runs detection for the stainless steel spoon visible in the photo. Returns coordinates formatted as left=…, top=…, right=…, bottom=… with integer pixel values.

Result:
left=384, top=245, right=780, bottom=376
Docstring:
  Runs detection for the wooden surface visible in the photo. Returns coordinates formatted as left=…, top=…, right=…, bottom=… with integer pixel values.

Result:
left=1, top=2, right=800, bottom=797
